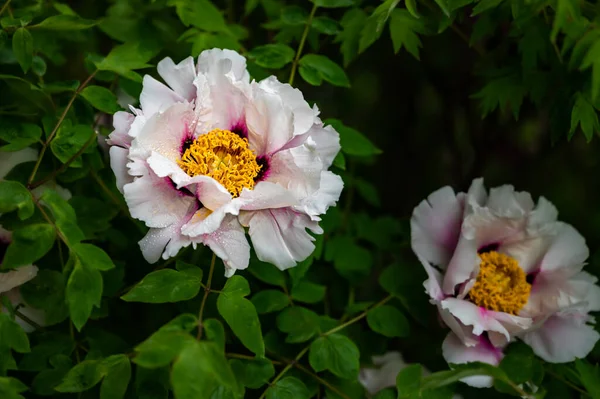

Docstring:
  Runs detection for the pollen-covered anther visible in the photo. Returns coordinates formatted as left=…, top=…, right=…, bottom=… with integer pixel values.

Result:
left=178, top=128, right=262, bottom=197
left=467, top=251, right=531, bottom=315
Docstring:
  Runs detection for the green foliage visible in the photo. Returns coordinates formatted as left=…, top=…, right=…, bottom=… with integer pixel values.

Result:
left=1, top=0, right=599, bottom=398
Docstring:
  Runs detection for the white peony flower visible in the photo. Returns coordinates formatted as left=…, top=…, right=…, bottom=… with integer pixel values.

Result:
left=359, top=351, right=463, bottom=397
left=0, top=227, right=45, bottom=333
left=411, top=178, right=600, bottom=387
left=107, top=49, right=343, bottom=277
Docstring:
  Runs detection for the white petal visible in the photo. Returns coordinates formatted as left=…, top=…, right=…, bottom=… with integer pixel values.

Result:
left=295, top=171, right=343, bottom=219
left=139, top=76, right=185, bottom=117
left=239, top=181, right=297, bottom=211
left=359, top=352, right=406, bottom=395
left=157, top=57, right=197, bottom=101
left=109, top=147, right=132, bottom=194
left=411, top=186, right=464, bottom=268
left=442, top=332, right=504, bottom=388
left=0, top=265, right=38, bottom=294
left=538, top=222, right=588, bottom=273
left=240, top=208, right=322, bottom=270
left=202, top=215, right=250, bottom=277
left=266, top=147, right=322, bottom=202
left=486, top=185, right=534, bottom=217
left=417, top=255, right=445, bottom=301
left=442, top=236, right=479, bottom=294
left=0, top=148, right=38, bottom=180
left=107, top=111, right=135, bottom=148
left=123, top=166, right=195, bottom=229
left=528, top=196, right=558, bottom=230
left=441, top=298, right=531, bottom=341
left=181, top=206, right=232, bottom=237
left=129, top=102, right=196, bottom=163
left=522, top=314, right=600, bottom=363
left=197, top=48, right=250, bottom=83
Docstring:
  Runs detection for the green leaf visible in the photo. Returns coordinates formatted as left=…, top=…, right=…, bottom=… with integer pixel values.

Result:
left=281, top=6, right=308, bottom=25
left=248, top=44, right=295, bottom=69
left=230, top=358, right=275, bottom=389
left=576, top=360, right=600, bottom=398
left=290, top=280, right=326, bottom=304
left=171, top=340, right=240, bottom=399
left=121, top=268, right=202, bottom=303
left=73, top=243, right=115, bottom=271
left=66, top=259, right=103, bottom=331
left=570, top=93, right=599, bottom=141
left=471, top=0, right=503, bottom=16
left=326, top=236, right=373, bottom=282
left=265, top=377, right=310, bottom=399
left=32, top=15, right=97, bottom=30
left=249, top=261, right=286, bottom=288
left=0, top=122, right=42, bottom=151
left=367, top=305, right=410, bottom=337
left=55, top=359, right=106, bottom=392
left=326, top=119, right=381, bottom=156
left=471, top=72, right=526, bottom=120
left=217, top=276, right=264, bottom=356
left=204, top=319, right=226, bottom=352
left=277, top=306, right=320, bottom=343
left=421, top=362, right=510, bottom=390
left=2, top=224, right=55, bottom=269
left=50, top=124, right=94, bottom=167
left=133, top=315, right=198, bottom=368
left=135, top=367, right=170, bottom=399
left=0, top=314, right=30, bottom=353
left=311, top=0, right=354, bottom=7
left=551, top=0, right=580, bottom=41
left=96, top=42, right=156, bottom=82
left=312, top=17, right=339, bottom=35
left=80, top=86, right=121, bottom=114
left=100, top=355, right=131, bottom=399
left=251, top=290, right=290, bottom=314
left=0, top=181, right=33, bottom=220
left=359, top=0, right=401, bottom=54
left=0, top=377, right=28, bottom=399
left=309, top=334, right=360, bottom=378
left=336, top=8, right=367, bottom=67
left=389, top=9, right=424, bottom=60
left=40, top=189, right=85, bottom=246
left=171, top=0, right=228, bottom=32
left=355, top=179, right=381, bottom=207
left=299, top=54, right=350, bottom=87
left=396, top=364, right=422, bottom=397
left=32, top=56, right=46, bottom=76
left=12, top=28, right=33, bottom=73
left=20, top=270, right=68, bottom=325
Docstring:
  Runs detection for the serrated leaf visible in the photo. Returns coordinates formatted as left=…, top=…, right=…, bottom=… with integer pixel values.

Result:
left=471, top=72, right=526, bottom=120
left=570, top=93, right=599, bottom=141
left=309, top=334, right=360, bottom=378
left=217, top=276, right=264, bottom=356
left=389, top=9, right=424, bottom=60
left=12, top=28, right=33, bottom=73
left=121, top=268, right=202, bottom=303
left=359, top=0, right=401, bottom=54
left=336, top=8, right=367, bottom=67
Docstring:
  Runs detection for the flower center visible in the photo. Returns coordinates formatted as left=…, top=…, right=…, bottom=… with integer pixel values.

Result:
left=177, top=129, right=261, bottom=197
left=467, top=251, right=531, bottom=315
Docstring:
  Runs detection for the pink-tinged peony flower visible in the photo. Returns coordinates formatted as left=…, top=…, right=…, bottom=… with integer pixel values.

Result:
left=359, top=351, right=463, bottom=397
left=411, top=178, right=600, bottom=386
left=0, top=227, right=45, bottom=333
left=107, top=49, right=343, bottom=276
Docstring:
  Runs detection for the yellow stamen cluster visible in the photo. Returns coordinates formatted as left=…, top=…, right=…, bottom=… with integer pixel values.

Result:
left=467, top=251, right=531, bottom=315
left=178, top=129, right=261, bottom=197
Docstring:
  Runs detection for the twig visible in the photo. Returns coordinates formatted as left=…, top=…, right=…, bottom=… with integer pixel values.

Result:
left=0, top=0, right=11, bottom=17
left=197, top=253, right=217, bottom=339
left=289, top=3, right=318, bottom=86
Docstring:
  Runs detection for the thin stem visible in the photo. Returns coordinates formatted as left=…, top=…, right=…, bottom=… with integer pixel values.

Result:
left=28, top=70, right=98, bottom=185
left=324, top=295, right=392, bottom=336
left=295, top=363, right=351, bottom=399
left=34, top=197, right=70, bottom=246
left=30, top=133, right=96, bottom=189
left=259, top=295, right=393, bottom=398
left=197, top=253, right=217, bottom=339
left=289, top=3, right=318, bottom=86
left=14, top=309, right=43, bottom=331
left=227, top=353, right=284, bottom=365
left=546, top=369, right=590, bottom=396
left=70, top=321, right=81, bottom=363
left=0, top=0, right=11, bottom=17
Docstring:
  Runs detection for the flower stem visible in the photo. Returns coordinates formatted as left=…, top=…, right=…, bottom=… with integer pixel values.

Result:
left=27, top=70, right=98, bottom=186
left=0, top=0, right=11, bottom=17
left=259, top=294, right=393, bottom=398
left=197, top=252, right=217, bottom=339
left=288, top=3, right=318, bottom=86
